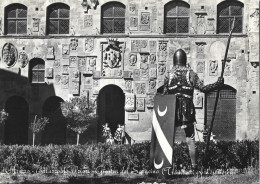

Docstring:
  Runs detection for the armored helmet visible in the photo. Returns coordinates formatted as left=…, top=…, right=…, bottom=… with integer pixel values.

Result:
left=173, top=49, right=187, bottom=66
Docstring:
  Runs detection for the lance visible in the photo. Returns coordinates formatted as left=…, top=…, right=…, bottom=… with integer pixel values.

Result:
left=203, top=17, right=236, bottom=165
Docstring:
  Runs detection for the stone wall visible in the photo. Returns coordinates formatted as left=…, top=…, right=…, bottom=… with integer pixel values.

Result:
left=0, top=0, right=258, bottom=144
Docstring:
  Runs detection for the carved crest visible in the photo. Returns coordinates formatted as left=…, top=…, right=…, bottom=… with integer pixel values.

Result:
left=129, top=53, right=137, bottom=66
left=61, top=75, right=69, bottom=88
left=140, top=53, right=149, bottom=63
left=125, top=94, right=135, bottom=112
left=158, top=63, right=166, bottom=75
left=2, top=43, right=17, bottom=67
left=18, top=52, right=29, bottom=68
left=85, top=38, right=94, bottom=53
left=70, top=38, right=78, bottom=50
left=103, top=39, right=121, bottom=69
left=47, top=47, right=55, bottom=60
left=136, top=97, right=145, bottom=111
left=209, top=60, right=218, bottom=76
left=150, top=54, right=156, bottom=64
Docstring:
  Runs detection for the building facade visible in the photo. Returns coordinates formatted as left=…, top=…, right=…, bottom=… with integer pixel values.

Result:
left=0, top=0, right=258, bottom=145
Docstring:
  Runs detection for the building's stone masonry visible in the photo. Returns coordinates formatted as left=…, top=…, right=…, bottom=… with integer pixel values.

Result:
left=0, top=0, right=258, bottom=144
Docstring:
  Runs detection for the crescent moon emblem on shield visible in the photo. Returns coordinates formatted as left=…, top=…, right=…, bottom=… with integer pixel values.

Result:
left=157, top=105, right=167, bottom=117
left=154, top=157, right=164, bottom=169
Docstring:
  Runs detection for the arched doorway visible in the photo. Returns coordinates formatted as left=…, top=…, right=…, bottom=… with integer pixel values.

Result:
left=42, top=96, right=66, bottom=145
left=97, top=85, right=125, bottom=141
left=4, top=96, right=29, bottom=145
left=205, top=85, right=237, bottom=141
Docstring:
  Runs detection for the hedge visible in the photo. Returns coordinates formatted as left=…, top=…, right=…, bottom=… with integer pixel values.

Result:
left=0, top=140, right=258, bottom=174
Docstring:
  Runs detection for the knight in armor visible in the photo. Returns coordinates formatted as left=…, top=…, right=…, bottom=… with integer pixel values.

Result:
left=162, top=49, right=224, bottom=170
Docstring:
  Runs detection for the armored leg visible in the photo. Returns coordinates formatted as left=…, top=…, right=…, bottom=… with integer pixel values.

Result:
left=184, top=125, right=197, bottom=168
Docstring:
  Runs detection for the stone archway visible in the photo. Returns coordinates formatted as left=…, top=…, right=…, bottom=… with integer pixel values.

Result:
left=42, top=96, right=66, bottom=145
left=97, top=85, right=125, bottom=142
left=206, top=85, right=237, bottom=141
left=4, top=96, right=29, bottom=145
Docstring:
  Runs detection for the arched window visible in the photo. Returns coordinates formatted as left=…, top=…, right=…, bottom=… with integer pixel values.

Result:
left=217, top=1, right=243, bottom=33
left=101, top=2, right=125, bottom=34
left=5, top=4, right=27, bottom=35
left=164, top=1, right=190, bottom=34
left=29, top=58, right=45, bottom=83
left=46, top=3, right=70, bottom=35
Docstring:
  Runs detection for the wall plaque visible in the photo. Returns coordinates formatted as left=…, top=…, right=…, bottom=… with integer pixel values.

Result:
left=209, top=60, right=218, bottom=76
left=70, top=56, right=78, bottom=68
left=136, top=97, right=145, bottom=111
left=128, top=113, right=139, bottom=120
left=18, top=52, right=29, bottom=68
left=46, top=46, right=55, bottom=60
left=46, top=68, right=53, bottom=78
left=62, top=44, right=70, bottom=58
left=2, top=43, right=18, bottom=67
left=85, top=38, right=94, bottom=53
left=140, top=12, right=150, bottom=31
left=125, top=93, right=135, bottom=112
left=84, top=14, right=93, bottom=28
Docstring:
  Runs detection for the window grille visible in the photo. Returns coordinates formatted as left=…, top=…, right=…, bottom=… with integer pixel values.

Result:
left=164, top=1, right=190, bottom=34
left=217, top=1, right=243, bottom=33
left=30, top=59, right=45, bottom=83
left=101, top=2, right=125, bottom=34
left=47, top=3, right=70, bottom=35
left=5, top=4, right=27, bottom=35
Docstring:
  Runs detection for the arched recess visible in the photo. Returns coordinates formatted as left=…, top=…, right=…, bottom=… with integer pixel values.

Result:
left=4, top=96, right=29, bottom=145
left=205, top=85, right=237, bottom=141
left=97, top=85, right=125, bottom=141
left=42, top=96, right=66, bottom=145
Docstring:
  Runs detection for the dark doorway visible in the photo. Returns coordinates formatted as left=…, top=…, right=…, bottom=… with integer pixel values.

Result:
left=206, top=85, right=236, bottom=141
left=42, top=96, right=66, bottom=145
left=97, top=85, right=125, bottom=141
left=4, top=96, right=29, bottom=145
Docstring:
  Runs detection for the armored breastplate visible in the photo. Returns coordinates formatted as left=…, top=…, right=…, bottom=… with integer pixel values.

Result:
left=168, top=69, right=194, bottom=98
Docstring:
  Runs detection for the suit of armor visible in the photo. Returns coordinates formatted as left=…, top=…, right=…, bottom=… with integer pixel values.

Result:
left=162, top=49, right=224, bottom=170
left=163, top=65, right=224, bottom=128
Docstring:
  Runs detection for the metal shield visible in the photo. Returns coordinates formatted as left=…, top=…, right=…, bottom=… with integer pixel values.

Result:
left=150, top=94, right=176, bottom=171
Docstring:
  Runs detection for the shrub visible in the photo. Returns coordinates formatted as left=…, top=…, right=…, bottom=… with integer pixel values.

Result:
left=0, top=140, right=258, bottom=174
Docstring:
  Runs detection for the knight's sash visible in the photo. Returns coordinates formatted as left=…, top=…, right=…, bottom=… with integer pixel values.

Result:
left=150, top=95, right=176, bottom=172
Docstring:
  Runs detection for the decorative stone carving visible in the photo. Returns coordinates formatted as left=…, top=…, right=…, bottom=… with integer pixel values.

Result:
left=53, top=60, right=61, bottom=72
left=78, top=57, right=87, bottom=73
left=70, top=38, right=78, bottom=50
left=197, top=61, right=205, bottom=74
left=124, top=71, right=132, bottom=79
left=131, top=40, right=141, bottom=52
left=86, top=56, right=96, bottom=74
left=18, top=52, right=29, bottom=68
left=93, top=79, right=99, bottom=87
left=149, top=41, right=157, bottom=52
left=140, top=40, right=148, bottom=51
left=196, top=15, right=206, bottom=34
left=62, top=44, right=70, bottom=58
left=130, top=17, right=138, bottom=30
left=32, top=18, right=40, bottom=32
left=62, top=65, right=69, bottom=75
left=148, top=80, right=156, bottom=94
left=46, top=46, right=55, bottom=60
left=209, top=60, right=218, bottom=76
left=223, top=60, right=231, bottom=76
left=129, top=3, right=137, bottom=15
left=70, top=56, right=78, bottom=68
left=196, top=42, right=206, bottom=59
left=61, top=75, right=69, bottom=89
left=140, top=12, right=150, bottom=31
left=2, top=43, right=18, bottom=67
left=125, top=80, right=132, bottom=92
left=85, top=38, right=94, bottom=53
left=101, top=39, right=124, bottom=78
left=135, top=82, right=146, bottom=95
left=136, top=97, right=145, bottom=111
left=149, top=53, right=156, bottom=64
left=133, top=69, right=140, bottom=80
left=84, top=76, right=93, bottom=89
left=149, top=67, right=157, bottom=79
left=55, top=74, right=61, bottom=84
left=46, top=68, right=53, bottom=78
left=206, top=18, right=215, bottom=33
left=159, top=41, right=167, bottom=52
left=129, top=53, right=137, bottom=66
left=146, top=95, right=154, bottom=108
left=140, top=63, right=149, bottom=80
left=125, top=93, right=135, bottom=112
left=84, top=15, right=93, bottom=28
left=70, top=69, right=80, bottom=82
left=158, top=63, right=166, bottom=76
left=71, top=81, right=80, bottom=95
left=249, top=9, right=259, bottom=32
left=194, top=92, right=203, bottom=108
left=140, top=53, right=149, bottom=63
